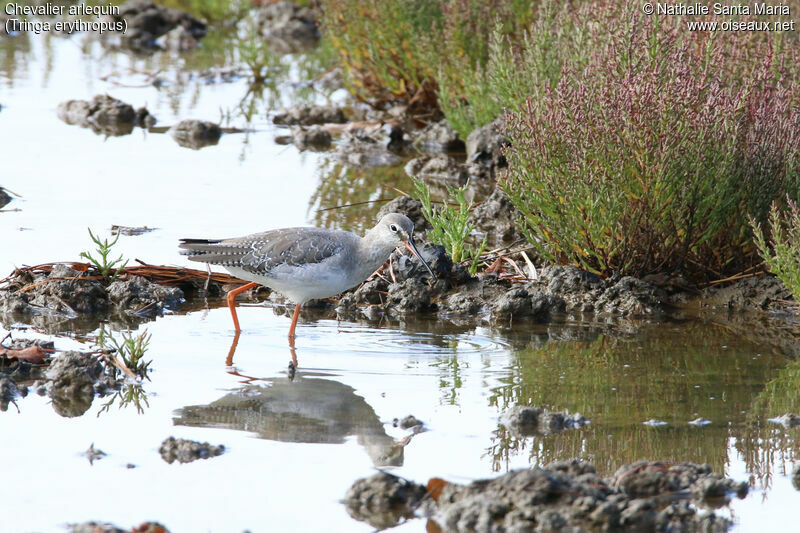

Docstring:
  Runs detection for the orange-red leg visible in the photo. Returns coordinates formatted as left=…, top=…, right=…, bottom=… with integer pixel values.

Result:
left=225, top=330, right=241, bottom=366
left=226, top=282, right=259, bottom=332
left=288, top=303, right=302, bottom=340
left=288, top=335, right=298, bottom=373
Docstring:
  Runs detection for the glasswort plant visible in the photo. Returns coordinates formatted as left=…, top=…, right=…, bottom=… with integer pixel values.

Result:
left=97, top=325, right=152, bottom=378
left=751, top=199, right=800, bottom=302
left=80, top=228, right=128, bottom=281
left=414, top=179, right=487, bottom=275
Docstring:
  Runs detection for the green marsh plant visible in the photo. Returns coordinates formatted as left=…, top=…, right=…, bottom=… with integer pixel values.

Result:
left=436, top=0, right=597, bottom=138
left=751, top=199, right=800, bottom=301
left=99, top=383, right=150, bottom=415
left=414, top=179, right=487, bottom=275
left=80, top=229, right=128, bottom=281
left=97, top=325, right=152, bottom=378
left=238, top=18, right=287, bottom=85
left=322, top=0, right=534, bottom=114
left=95, top=325, right=153, bottom=414
left=159, top=0, right=244, bottom=23
left=502, top=13, right=800, bottom=279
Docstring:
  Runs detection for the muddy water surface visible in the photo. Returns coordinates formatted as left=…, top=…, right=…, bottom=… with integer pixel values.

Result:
left=1, top=26, right=799, bottom=533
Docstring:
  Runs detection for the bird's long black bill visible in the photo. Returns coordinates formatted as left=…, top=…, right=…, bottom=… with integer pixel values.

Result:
left=404, top=239, right=436, bottom=278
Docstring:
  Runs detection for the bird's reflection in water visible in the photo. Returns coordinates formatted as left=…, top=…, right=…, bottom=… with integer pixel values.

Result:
left=173, top=375, right=406, bottom=467
left=226, top=331, right=298, bottom=371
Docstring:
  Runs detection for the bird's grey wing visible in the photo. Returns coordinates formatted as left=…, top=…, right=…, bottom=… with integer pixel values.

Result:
left=237, top=228, right=351, bottom=275
left=180, top=228, right=352, bottom=275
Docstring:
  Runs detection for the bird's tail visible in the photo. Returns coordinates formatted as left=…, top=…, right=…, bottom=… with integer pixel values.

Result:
left=178, top=238, right=224, bottom=257
left=179, top=238, right=250, bottom=266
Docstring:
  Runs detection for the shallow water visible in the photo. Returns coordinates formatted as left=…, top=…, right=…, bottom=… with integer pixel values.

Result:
left=2, top=22, right=800, bottom=533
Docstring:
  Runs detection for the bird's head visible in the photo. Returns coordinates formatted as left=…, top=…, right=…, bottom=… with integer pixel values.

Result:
left=374, top=213, right=435, bottom=277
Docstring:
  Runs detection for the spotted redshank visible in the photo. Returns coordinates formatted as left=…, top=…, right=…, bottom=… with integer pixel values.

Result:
left=179, top=213, right=434, bottom=340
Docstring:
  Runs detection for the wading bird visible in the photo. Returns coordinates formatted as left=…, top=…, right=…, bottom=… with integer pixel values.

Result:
left=179, top=213, right=434, bottom=342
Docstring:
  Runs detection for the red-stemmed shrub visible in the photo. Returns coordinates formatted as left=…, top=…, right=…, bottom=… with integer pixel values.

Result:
left=502, top=15, right=800, bottom=278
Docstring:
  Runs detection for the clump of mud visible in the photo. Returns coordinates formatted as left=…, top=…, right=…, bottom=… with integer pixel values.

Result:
left=468, top=188, right=523, bottom=245
left=1, top=339, right=140, bottom=416
left=404, top=154, right=494, bottom=199
left=335, top=127, right=406, bottom=167
left=534, top=265, right=667, bottom=316
left=251, top=1, right=319, bottom=54
left=702, top=275, right=795, bottom=313
left=394, top=414, right=424, bottom=430
left=169, top=119, right=222, bottom=149
left=0, top=264, right=109, bottom=318
left=0, top=264, right=184, bottom=326
left=105, top=0, right=206, bottom=53
left=0, top=187, right=12, bottom=209
left=466, top=119, right=509, bottom=167
left=345, top=459, right=746, bottom=532
left=159, top=436, right=225, bottom=464
left=108, top=276, right=183, bottom=317
left=291, top=125, right=333, bottom=151
left=399, top=117, right=512, bottom=242
left=501, top=405, right=589, bottom=436
left=615, top=462, right=748, bottom=501
left=273, top=105, right=347, bottom=126
left=0, top=338, right=55, bottom=409
left=335, top=247, right=665, bottom=325
left=413, top=119, right=465, bottom=153
left=768, top=413, right=800, bottom=427
left=69, top=521, right=170, bottom=533
left=58, top=95, right=155, bottom=136
left=46, top=351, right=120, bottom=417
left=0, top=375, right=25, bottom=411
left=85, top=443, right=107, bottom=465
left=344, top=471, right=428, bottom=530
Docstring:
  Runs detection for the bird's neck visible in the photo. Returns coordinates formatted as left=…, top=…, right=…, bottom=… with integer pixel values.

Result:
left=357, top=230, right=396, bottom=274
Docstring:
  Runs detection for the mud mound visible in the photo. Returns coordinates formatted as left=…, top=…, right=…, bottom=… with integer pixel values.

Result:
left=501, top=405, right=589, bottom=436
left=46, top=351, right=116, bottom=418
left=466, top=120, right=509, bottom=167
left=530, top=265, right=667, bottom=316
left=170, top=119, right=221, bottom=149
left=344, top=471, right=428, bottom=530
left=0, top=264, right=184, bottom=324
left=702, top=275, right=794, bottom=312
left=0, top=338, right=53, bottom=384
left=414, top=119, right=464, bottom=153
left=58, top=95, right=155, bottom=136
left=468, top=188, right=523, bottom=245
left=0, top=187, right=12, bottom=209
left=252, top=1, right=319, bottom=54
left=0, top=375, right=25, bottom=411
left=337, top=250, right=669, bottom=324
left=404, top=155, right=494, bottom=199
left=273, top=105, right=346, bottom=126
left=345, top=460, right=746, bottom=532
left=107, top=0, right=206, bottom=52
left=291, top=125, right=333, bottom=151
left=107, top=276, right=183, bottom=316
left=159, top=436, right=225, bottom=464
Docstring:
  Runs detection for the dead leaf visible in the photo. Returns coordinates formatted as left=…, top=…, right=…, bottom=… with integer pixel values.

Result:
left=426, top=477, right=448, bottom=502
left=0, top=345, right=49, bottom=364
left=485, top=257, right=503, bottom=274
left=131, top=522, right=169, bottom=533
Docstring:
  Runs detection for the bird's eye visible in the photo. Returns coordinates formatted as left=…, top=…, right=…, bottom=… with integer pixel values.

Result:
left=390, top=224, right=398, bottom=232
